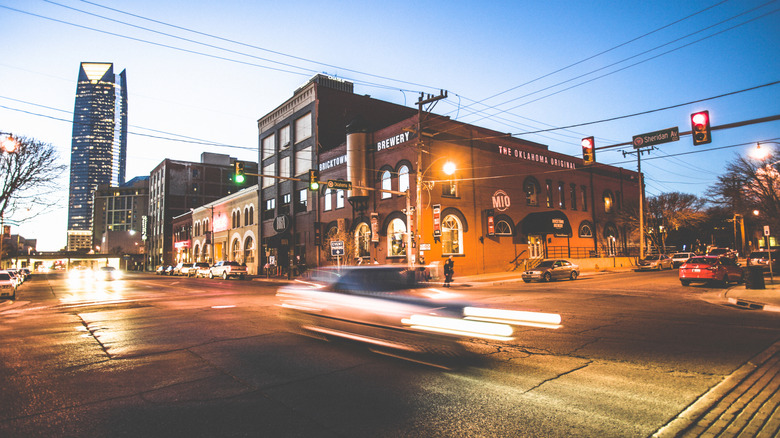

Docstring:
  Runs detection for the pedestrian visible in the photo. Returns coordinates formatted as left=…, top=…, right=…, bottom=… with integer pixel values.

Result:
left=443, top=256, right=454, bottom=287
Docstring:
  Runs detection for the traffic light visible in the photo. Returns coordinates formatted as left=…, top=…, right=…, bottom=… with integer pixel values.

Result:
left=308, top=169, right=320, bottom=191
left=690, top=111, right=711, bottom=146
left=234, top=162, right=245, bottom=183
left=581, top=137, right=595, bottom=165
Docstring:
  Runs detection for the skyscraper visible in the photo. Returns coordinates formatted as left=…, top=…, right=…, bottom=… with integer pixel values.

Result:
left=67, top=62, right=127, bottom=251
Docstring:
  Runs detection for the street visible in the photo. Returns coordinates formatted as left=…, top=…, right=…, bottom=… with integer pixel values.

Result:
left=1, top=270, right=778, bottom=437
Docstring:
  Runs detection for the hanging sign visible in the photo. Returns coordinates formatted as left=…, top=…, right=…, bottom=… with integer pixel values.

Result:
left=433, top=204, right=441, bottom=237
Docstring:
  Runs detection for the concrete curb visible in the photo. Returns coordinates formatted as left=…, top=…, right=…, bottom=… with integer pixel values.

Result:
left=727, top=297, right=780, bottom=313
left=651, top=340, right=780, bottom=438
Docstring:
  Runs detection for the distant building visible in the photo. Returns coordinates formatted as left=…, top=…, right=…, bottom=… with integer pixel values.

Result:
left=146, top=153, right=258, bottom=267
left=67, top=62, right=128, bottom=251
left=92, top=176, right=149, bottom=253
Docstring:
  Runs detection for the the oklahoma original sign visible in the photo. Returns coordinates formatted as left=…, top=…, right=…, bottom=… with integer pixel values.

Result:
left=496, top=145, right=575, bottom=169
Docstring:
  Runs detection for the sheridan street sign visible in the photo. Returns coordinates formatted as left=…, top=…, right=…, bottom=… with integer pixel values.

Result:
left=633, top=127, right=679, bottom=149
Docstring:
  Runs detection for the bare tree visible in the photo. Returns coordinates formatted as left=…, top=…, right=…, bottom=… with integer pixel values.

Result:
left=0, top=134, right=67, bottom=223
left=617, top=192, right=707, bottom=253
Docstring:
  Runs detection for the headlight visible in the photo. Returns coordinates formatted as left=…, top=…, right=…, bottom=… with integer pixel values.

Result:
left=402, top=314, right=514, bottom=341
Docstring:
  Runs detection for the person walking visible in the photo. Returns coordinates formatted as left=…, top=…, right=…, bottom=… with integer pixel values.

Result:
left=443, top=256, right=454, bottom=287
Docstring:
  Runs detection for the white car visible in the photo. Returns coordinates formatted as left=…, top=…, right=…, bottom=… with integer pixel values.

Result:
left=671, top=252, right=697, bottom=268
left=0, top=270, right=17, bottom=299
left=637, top=254, right=673, bottom=270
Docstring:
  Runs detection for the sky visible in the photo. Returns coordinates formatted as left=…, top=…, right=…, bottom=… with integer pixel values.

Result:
left=1, top=0, right=779, bottom=251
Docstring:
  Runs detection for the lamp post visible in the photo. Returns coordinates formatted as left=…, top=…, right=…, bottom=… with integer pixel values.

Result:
left=0, top=133, right=20, bottom=269
left=415, top=154, right=456, bottom=267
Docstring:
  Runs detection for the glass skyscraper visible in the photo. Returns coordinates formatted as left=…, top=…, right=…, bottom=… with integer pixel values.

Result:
left=67, top=62, right=128, bottom=251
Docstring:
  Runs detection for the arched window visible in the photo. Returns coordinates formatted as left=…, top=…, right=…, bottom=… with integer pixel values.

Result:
left=203, top=244, right=210, bottom=263
left=249, top=206, right=254, bottom=225
left=387, top=218, right=407, bottom=256
left=235, top=210, right=241, bottom=228
left=442, top=214, right=463, bottom=255
left=579, top=221, right=594, bottom=238
left=495, top=219, right=513, bottom=236
left=381, top=170, right=392, bottom=199
left=232, top=238, right=241, bottom=261
left=193, top=244, right=200, bottom=262
left=524, top=177, right=540, bottom=206
left=603, top=190, right=615, bottom=213
left=398, top=165, right=410, bottom=193
left=354, top=223, right=371, bottom=259
left=244, top=236, right=254, bottom=263
left=324, top=188, right=333, bottom=211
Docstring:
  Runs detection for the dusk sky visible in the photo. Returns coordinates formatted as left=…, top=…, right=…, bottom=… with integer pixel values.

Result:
left=1, top=0, right=779, bottom=250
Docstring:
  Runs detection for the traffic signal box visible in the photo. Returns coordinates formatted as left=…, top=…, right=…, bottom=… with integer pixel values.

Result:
left=308, top=169, right=320, bottom=191
left=581, top=137, right=595, bottom=165
left=234, top=162, right=245, bottom=183
left=691, top=111, right=711, bottom=146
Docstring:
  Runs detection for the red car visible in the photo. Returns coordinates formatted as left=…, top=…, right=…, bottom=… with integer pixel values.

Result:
left=679, top=256, right=744, bottom=287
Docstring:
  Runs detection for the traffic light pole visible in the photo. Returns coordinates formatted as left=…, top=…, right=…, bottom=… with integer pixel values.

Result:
left=622, top=146, right=653, bottom=259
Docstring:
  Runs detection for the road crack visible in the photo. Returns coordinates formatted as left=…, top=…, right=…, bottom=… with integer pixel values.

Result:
left=521, top=360, right=593, bottom=395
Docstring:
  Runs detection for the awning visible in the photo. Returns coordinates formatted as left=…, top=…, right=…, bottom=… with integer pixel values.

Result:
left=520, top=211, right=572, bottom=237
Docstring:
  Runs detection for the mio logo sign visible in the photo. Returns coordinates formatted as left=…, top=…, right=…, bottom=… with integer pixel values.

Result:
left=492, top=190, right=510, bottom=212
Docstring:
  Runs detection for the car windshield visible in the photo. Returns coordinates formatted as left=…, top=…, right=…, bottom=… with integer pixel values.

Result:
left=536, top=261, right=555, bottom=268
left=644, top=255, right=660, bottom=260
left=672, top=253, right=690, bottom=258
left=687, top=257, right=716, bottom=265
left=333, top=268, right=418, bottom=293
left=709, top=249, right=728, bottom=255
left=0, top=273, right=10, bottom=280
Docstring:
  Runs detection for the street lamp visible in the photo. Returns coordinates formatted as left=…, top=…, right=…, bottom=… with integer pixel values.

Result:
left=415, top=155, right=457, bottom=267
left=1, top=133, right=19, bottom=153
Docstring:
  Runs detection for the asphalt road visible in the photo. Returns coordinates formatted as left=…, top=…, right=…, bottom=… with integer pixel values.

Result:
left=0, top=270, right=778, bottom=437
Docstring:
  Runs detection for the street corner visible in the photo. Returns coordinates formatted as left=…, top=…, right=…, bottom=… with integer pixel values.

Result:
left=724, top=285, right=780, bottom=313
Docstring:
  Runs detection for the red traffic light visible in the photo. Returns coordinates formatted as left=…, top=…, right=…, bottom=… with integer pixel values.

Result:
left=690, top=111, right=711, bottom=146
left=581, top=136, right=595, bottom=165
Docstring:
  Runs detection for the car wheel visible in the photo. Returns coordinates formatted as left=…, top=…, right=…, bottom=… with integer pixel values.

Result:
left=543, top=272, right=552, bottom=282
left=570, top=271, right=578, bottom=281
left=523, top=279, right=531, bottom=283
left=209, top=272, right=214, bottom=279
left=222, top=272, right=228, bottom=280
left=720, top=274, right=729, bottom=287
left=681, top=280, right=690, bottom=286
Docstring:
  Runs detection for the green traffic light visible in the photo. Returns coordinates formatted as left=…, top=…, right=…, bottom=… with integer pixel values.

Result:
left=235, top=174, right=245, bottom=183
left=309, top=181, right=319, bottom=191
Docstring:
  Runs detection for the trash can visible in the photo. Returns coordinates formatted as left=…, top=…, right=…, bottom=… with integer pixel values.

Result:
left=745, top=265, right=766, bottom=289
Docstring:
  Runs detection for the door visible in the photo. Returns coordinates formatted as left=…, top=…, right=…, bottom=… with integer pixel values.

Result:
left=528, top=236, right=543, bottom=259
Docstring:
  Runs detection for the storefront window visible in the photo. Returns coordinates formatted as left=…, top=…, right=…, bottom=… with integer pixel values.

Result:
left=524, top=177, right=540, bottom=206
left=387, top=218, right=407, bottom=257
left=355, top=223, right=371, bottom=259
left=193, top=244, right=200, bottom=262
left=232, top=238, right=241, bottom=261
left=441, top=215, right=463, bottom=255
left=244, top=236, right=254, bottom=263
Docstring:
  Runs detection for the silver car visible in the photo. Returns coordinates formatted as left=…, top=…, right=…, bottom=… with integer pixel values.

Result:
left=522, top=259, right=580, bottom=283
left=637, top=254, right=673, bottom=270
left=671, top=252, right=696, bottom=268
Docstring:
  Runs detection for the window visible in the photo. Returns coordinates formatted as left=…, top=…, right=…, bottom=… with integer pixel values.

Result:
left=524, top=177, right=540, bottom=206
left=398, top=165, right=410, bottom=193
left=381, top=170, right=392, bottom=199
left=442, top=180, right=458, bottom=197
left=281, top=193, right=291, bottom=208
left=581, top=185, right=588, bottom=212
left=297, top=189, right=308, bottom=211
left=295, top=146, right=312, bottom=177
left=262, top=134, right=275, bottom=160
left=232, top=238, right=241, bottom=261
left=324, top=188, right=333, bottom=211
left=615, top=191, right=622, bottom=211
left=558, top=182, right=566, bottom=209
left=235, top=210, right=241, bottom=228
left=336, top=190, right=345, bottom=209
left=245, top=206, right=254, bottom=225
left=495, top=220, right=513, bottom=236
left=545, top=180, right=553, bottom=208
left=193, top=244, right=200, bottom=262
left=263, top=198, right=275, bottom=221
left=387, top=218, right=407, bottom=257
left=244, top=236, right=255, bottom=263
left=442, top=215, right=463, bottom=255
left=279, top=156, right=290, bottom=179
left=355, top=223, right=371, bottom=258
left=262, top=163, right=275, bottom=188
left=570, top=184, right=577, bottom=210
left=603, top=190, right=615, bottom=213
left=279, top=125, right=291, bottom=149
left=294, top=113, right=312, bottom=144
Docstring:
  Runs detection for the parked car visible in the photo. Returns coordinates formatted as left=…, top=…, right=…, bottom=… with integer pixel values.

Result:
left=181, top=262, right=210, bottom=277
left=209, top=261, right=247, bottom=279
left=278, top=266, right=562, bottom=357
left=171, top=263, right=186, bottom=276
left=155, top=265, right=170, bottom=275
left=707, top=247, right=738, bottom=261
left=671, top=252, right=697, bottom=268
left=637, top=254, right=673, bottom=271
left=6, top=269, right=23, bottom=286
left=679, top=256, right=743, bottom=287
left=522, top=259, right=579, bottom=283
left=0, top=270, right=17, bottom=300
left=746, top=250, right=779, bottom=272
left=194, top=263, right=212, bottom=278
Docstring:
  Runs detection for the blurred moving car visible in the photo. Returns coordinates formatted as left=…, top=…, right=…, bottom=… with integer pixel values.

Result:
left=679, top=256, right=743, bottom=287
left=746, top=250, right=779, bottom=272
left=522, top=259, right=579, bottom=283
left=278, top=266, right=562, bottom=357
left=637, top=254, right=673, bottom=271
left=0, top=271, right=17, bottom=299
left=194, top=264, right=212, bottom=278
left=95, top=266, right=121, bottom=281
left=671, top=252, right=696, bottom=268
left=209, top=261, right=247, bottom=279
left=707, top=247, right=738, bottom=261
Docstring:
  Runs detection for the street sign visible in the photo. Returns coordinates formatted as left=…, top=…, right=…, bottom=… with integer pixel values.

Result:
left=420, top=243, right=431, bottom=251
left=764, top=225, right=770, bottom=236
left=330, top=240, right=345, bottom=256
left=633, top=127, right=679, bottom=149
left=326, top=180, right=352, bottom=190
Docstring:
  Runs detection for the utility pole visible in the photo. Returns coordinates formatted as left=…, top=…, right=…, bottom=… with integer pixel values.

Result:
left=623, top=146, right=653, bottom=259
left=415, top=90, right=447, bottom=267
